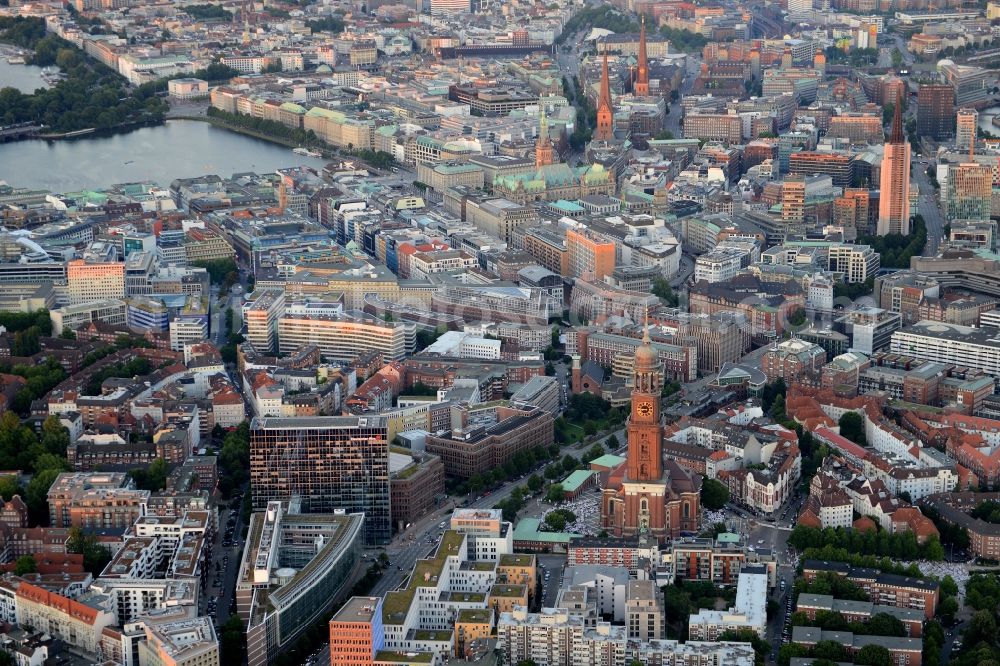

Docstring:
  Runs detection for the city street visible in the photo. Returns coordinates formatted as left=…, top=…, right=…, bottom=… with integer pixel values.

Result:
left=202, top=490, right=247, bottom=627
left=912, top=157, right=946, bottom=256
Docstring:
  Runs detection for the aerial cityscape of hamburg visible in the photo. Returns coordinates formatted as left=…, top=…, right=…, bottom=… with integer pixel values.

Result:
left=4, top=0, right=1000, bottom=663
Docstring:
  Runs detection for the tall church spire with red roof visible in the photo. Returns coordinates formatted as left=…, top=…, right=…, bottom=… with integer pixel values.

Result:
left=595, top=51, right=614, bottom=142
left=635, top=15, right=649, bottom=97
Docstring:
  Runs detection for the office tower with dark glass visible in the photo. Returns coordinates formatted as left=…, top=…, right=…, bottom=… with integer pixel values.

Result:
left=250, top=416, right=391, bottom=544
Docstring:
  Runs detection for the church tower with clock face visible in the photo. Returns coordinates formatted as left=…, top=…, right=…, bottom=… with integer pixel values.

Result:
left=600, top=322, right=701, bottom=542
left=627, top=326, right=662, bottom=482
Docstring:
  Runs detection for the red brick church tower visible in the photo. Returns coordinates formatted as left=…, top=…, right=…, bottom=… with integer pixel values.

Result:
left=594, top=52, right=614, bottom=142
left=601, top=325, right=701, bottom=541
left=634, top=16, right=650, bottom=97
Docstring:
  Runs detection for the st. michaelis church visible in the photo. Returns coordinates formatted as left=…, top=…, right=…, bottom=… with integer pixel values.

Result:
left=600, top=326, right=702, bottom=542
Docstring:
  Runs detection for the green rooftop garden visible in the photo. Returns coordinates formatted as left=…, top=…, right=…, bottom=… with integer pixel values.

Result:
left=499, top=554, right=534, bottom=567
left=457, top=608, right=492, bottom=623
left=490, top=584, right=526, bottom=597
left=468, top=562, right=495, bottom=571
left=382, top=531, right=467, bottom=624
left=395, top=464, right=419, bottom=480
left=374, top=650, right=434, bottom=663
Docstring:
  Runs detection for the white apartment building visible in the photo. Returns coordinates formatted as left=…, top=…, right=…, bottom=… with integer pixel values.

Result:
left=694, top=247, right=748, bottom=284
left=409, top=250, right=478, bottom=279
left=828, top=244, right=880, bottom=284
left=807, top=276, right=835, bottom=311
left=65, top=259, right=126, bottom=305
left=137, top=615, right=219, bottom=666
left=688, top=568, right=768, bottom=640
left=16, top=582, right=116, bottom=656
left=448, top=508, right=514, bottom=562
left=90, top=578, right=198, bottom=625
left=277, top=314, right=415, bottom=362
left=498, top=606, right=757, bottom=666
left=818, top=496, right=854, bottom=529
left=220, top=55, right=269, bottom=74
left=891, top=320, right=1000, bottom=376
left=380, top=530, right=499, bottom=658
left=562, top=566, right=630, bottom=621
left=0, top=581, right=17, bottom=625
left=170, top=318, right=208, bottom=353
left=424, top=331, right=502, bottom=360
left=50, top=299, right=127, bottom=333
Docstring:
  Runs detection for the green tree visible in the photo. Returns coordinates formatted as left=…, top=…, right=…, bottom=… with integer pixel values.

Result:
left=923, top=534, right=945, bottom=561
left=220, top=615, right=246, bottom=664
left=812, top=640, right=851, bottom=662
left=778, top=643, right=810, bottom=666
left=13, top=555, right=36, bottom=575
left=787, top=307, right=807, bottom=327
left=129, top=457, right=169, bottom=491
left=545, top=484, right=565, bottom=503
left=25, top=468, right=59, bottom=523
left=701, top=478, right=730, bottom=510
left=183, top=4, right=233, bottom=19
left=544, top=511, right=567, bottom=531
left=527, top=474, right=544, bottom=492
left=838, top=412, right=866, bottom=445
left=66, top=526, right=111, bottom=575
left=770, top=394, right=786, bottom=421
left=968, top=608, right=997, bottom=645
left=584, top=443, right=605, bottom=463
left=0, top=476, right=21, bottom=502
left=856, top=645, right=893, bottom=666
left=865, top=613, right=905, bottom=638
left=651, top=277, right=680, bottom=306
left=938, top=596, right=959, bottom=622
left=941, top=574, right=959, bottom=598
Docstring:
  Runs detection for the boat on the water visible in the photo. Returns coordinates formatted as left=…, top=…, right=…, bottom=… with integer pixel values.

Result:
left=292, top=147, right=322, bottom=158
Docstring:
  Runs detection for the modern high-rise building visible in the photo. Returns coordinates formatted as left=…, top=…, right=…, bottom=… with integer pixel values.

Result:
left=916, top=84, right=955, bottom=141
left=566, top=227, right=616, bottom=280
left=243, top=289, right=285, bottom=353
left=250, top=416, right=391, bottom=544
left=781, top=176, right=806, bottom=223
left=878, top=99, right=911, bottom=236
left=65, top=259, right=126, bottom=304
left=956, top=108, right=979, bottom=153
left=788, top=151, right=853, bottom=188
left=276, top=313, right=416, bottom=362
left=946, top=161, right=992, bottom=221
left=834, top=189, right=871, bottom=233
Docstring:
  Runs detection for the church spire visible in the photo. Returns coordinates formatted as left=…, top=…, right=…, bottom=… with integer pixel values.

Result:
left=595, top=51, right=614, bottom=142
left=635, top=15, right=649, bottom=96
left=535, top=105, right=554, bottom=167
left=889, top=91, right=904, bottom=144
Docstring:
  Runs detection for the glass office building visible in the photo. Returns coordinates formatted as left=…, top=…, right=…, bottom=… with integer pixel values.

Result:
left=250, top=416, right=391, bottom=544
